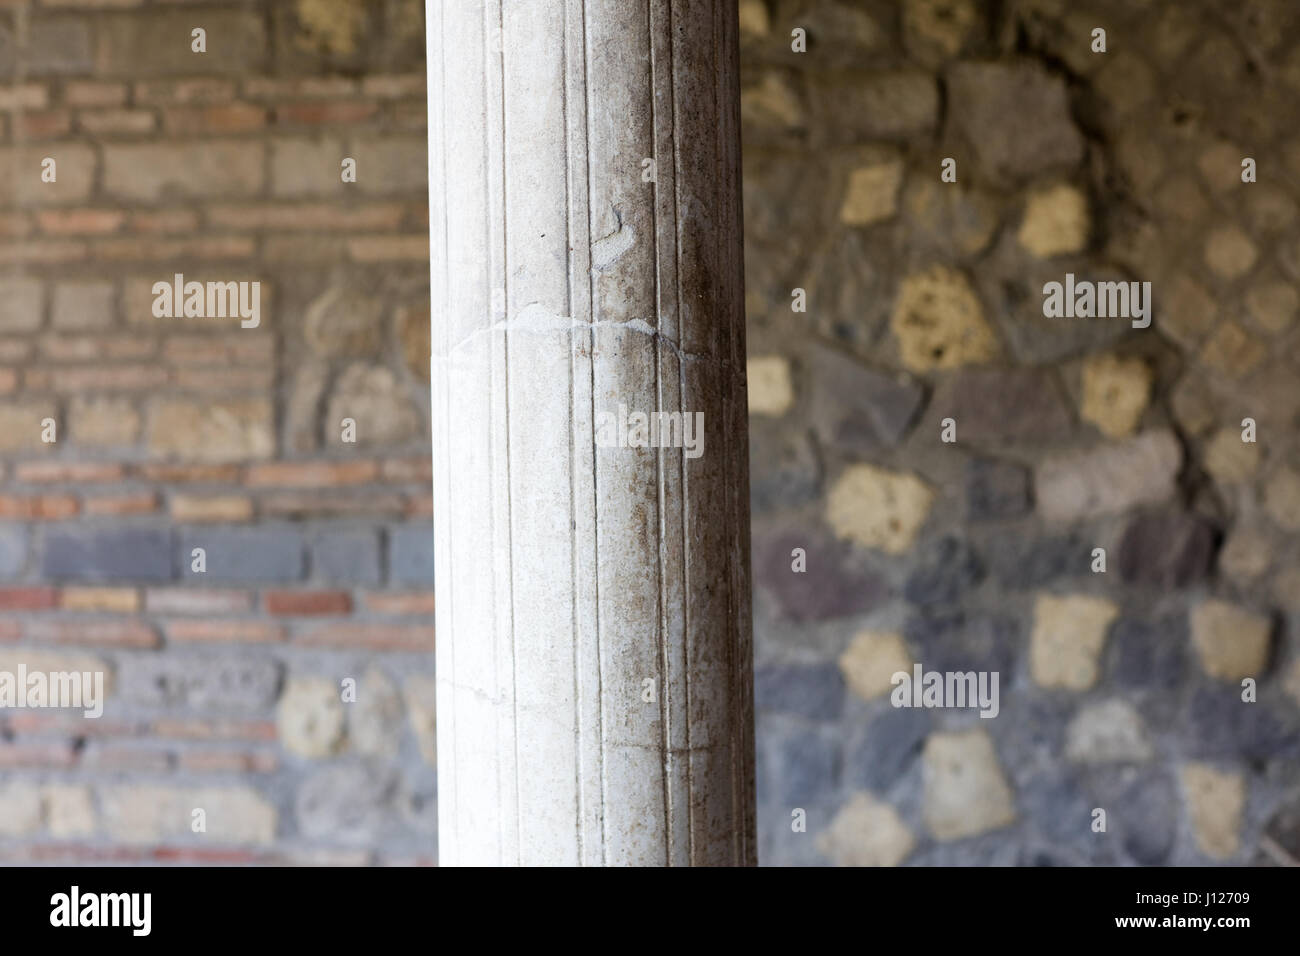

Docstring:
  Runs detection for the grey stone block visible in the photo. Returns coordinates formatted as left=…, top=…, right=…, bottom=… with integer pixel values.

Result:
left=0, top=525, right=27, bottom=578
left=903, top=535, right=985, bottom=606
left=43, top=528, right=173, bottom=582
left=754, top=660, right=845, bottom=721
left=312, top=529, right=381, bottom=585
left=296, top=761, right=398, bottom=844
left=753, top=527, right=888, bottom=621
left=808, top=343, right=926, bottom=455
left=119, top=655, right=281, bottom=712
left=966, top=457, right=1031, bottom=521
left=28, top=19, right=92, bottom=76
left=388, top=524, right=433, bottom=586
left=846, top=707, right=929, bottom=792
left=179, top=527, right=304, bottom=583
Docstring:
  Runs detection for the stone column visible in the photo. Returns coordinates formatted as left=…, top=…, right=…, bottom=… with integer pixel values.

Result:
left=427, top=0, right=755, bottom=866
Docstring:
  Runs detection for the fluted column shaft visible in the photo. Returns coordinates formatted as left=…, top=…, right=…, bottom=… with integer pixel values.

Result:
left=427, top=0, right=754, bottom=866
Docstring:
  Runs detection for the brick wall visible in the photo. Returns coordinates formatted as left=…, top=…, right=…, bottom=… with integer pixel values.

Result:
left=0, top=0, right=435, bottom=864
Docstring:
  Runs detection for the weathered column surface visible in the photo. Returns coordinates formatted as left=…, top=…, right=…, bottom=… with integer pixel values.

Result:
left=427, top=0, right=755, bottom=866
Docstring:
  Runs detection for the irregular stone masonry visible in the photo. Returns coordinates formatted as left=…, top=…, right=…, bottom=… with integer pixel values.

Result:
left=743, top=0, right=1300, bottom=869
left=0, top=0, right=1296, bottom=868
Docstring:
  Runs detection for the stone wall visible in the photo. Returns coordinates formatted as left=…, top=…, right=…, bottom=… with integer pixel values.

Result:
left=3, top=0, right=1298, bottom=868
left=744, top=0, right=1300, bottom=865
left=0, top=0, right=435, bottom=864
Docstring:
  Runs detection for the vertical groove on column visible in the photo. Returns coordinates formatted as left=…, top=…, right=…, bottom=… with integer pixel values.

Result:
left=584, top=0, right=606, bottom=867
left=566, top=0, right=605, bottom=867
left=666, top=0, right=696, bottom=866
left=564, top=0, right=580, bottom=869
left=713, top=0, right=738, bottom=869
left=430, top=0, right=457, bottom=868
left=496, top=0, right=522, bottom=867
left=653, top=0, right=691, bottom=867
left=646, top=0, right=669, bottom=868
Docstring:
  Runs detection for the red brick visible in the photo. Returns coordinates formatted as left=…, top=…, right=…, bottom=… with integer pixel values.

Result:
left=165, top=619, right=285, bottom=644
left=24, top=364, right=168, bottom=391
left=4, top=713, right=140, bottom=737
left=83, top=493, right=159, bottom=516
left=0, top=85, right=49, bottom=110
left=243, top=76, right=356, bottom=99
left=244, top=461, right=378, bottom=487
left=134, top=78, right=234, bottom=105
left=169, top=495, right=253, bottom=522
left=11, top=847, right=151, bottom=865
left=381, top=458, right=432, bottom=482
left=39, top=333, right=155, bottom=360
left=83, top=745, right=172, bottom=772
left=178, top=748, right=278, bottom=773
left=0, top=214, right=32, bottom=240
left=348, top=235, right=429, bottom=262
left=0, top=587, right=58, bottom=611
left=294, top=623, right=434, bottom=652
left=275, top=101, right=379, bottom=126
left=42, top=0, right=142, bottom=7
left=16, top=110, right=72, bottom=139
left=163, top=334, right=273, bottom=365
left=265, top=848, right=375, bottom=866
left=76, top=109, right=156, bottom=136
left=144, top=588, right=254, bottom=615
left=205, top=202, right=405, bottom=232
left=25, top=619, right=159, bottom=649
left=133, top=463, right=241, bottom=483
left=60, top=586, right=139, bottom=613
left=171, top=367, right=275, bottom=392
left=363, top=592, right=436, bottom=616
left=129, top=208, right=199, bottom=234
left=0, top=741, right=76, bottom=769
left=361, top=74, right=426, bottom=99
left=0, top=240, right=88, bottom=265
left=151, top=717, right=275, bottom=741
left=64, top=81, right=128, bottom=108
left=264, top=590, right=352, bottom=616
left=92, top=236, right=256, bottom=261
left=0, top=338, right=32, bottom=360
left=262, top=235, right=346, bottom=262
left=162, top=103, right=266, bottom=134
left=405, top=495, right=434, bottom=518
left=36, top=208, right=126, bottom=236
left=259, top=494, right=405, bottom=518
left=13, top=461, right=123, bottom=483
left=0, top=495, right=79, bottom=519
left=150, top=848, right=263, bottom=865
left=392, top=101, right=428, bottom=131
